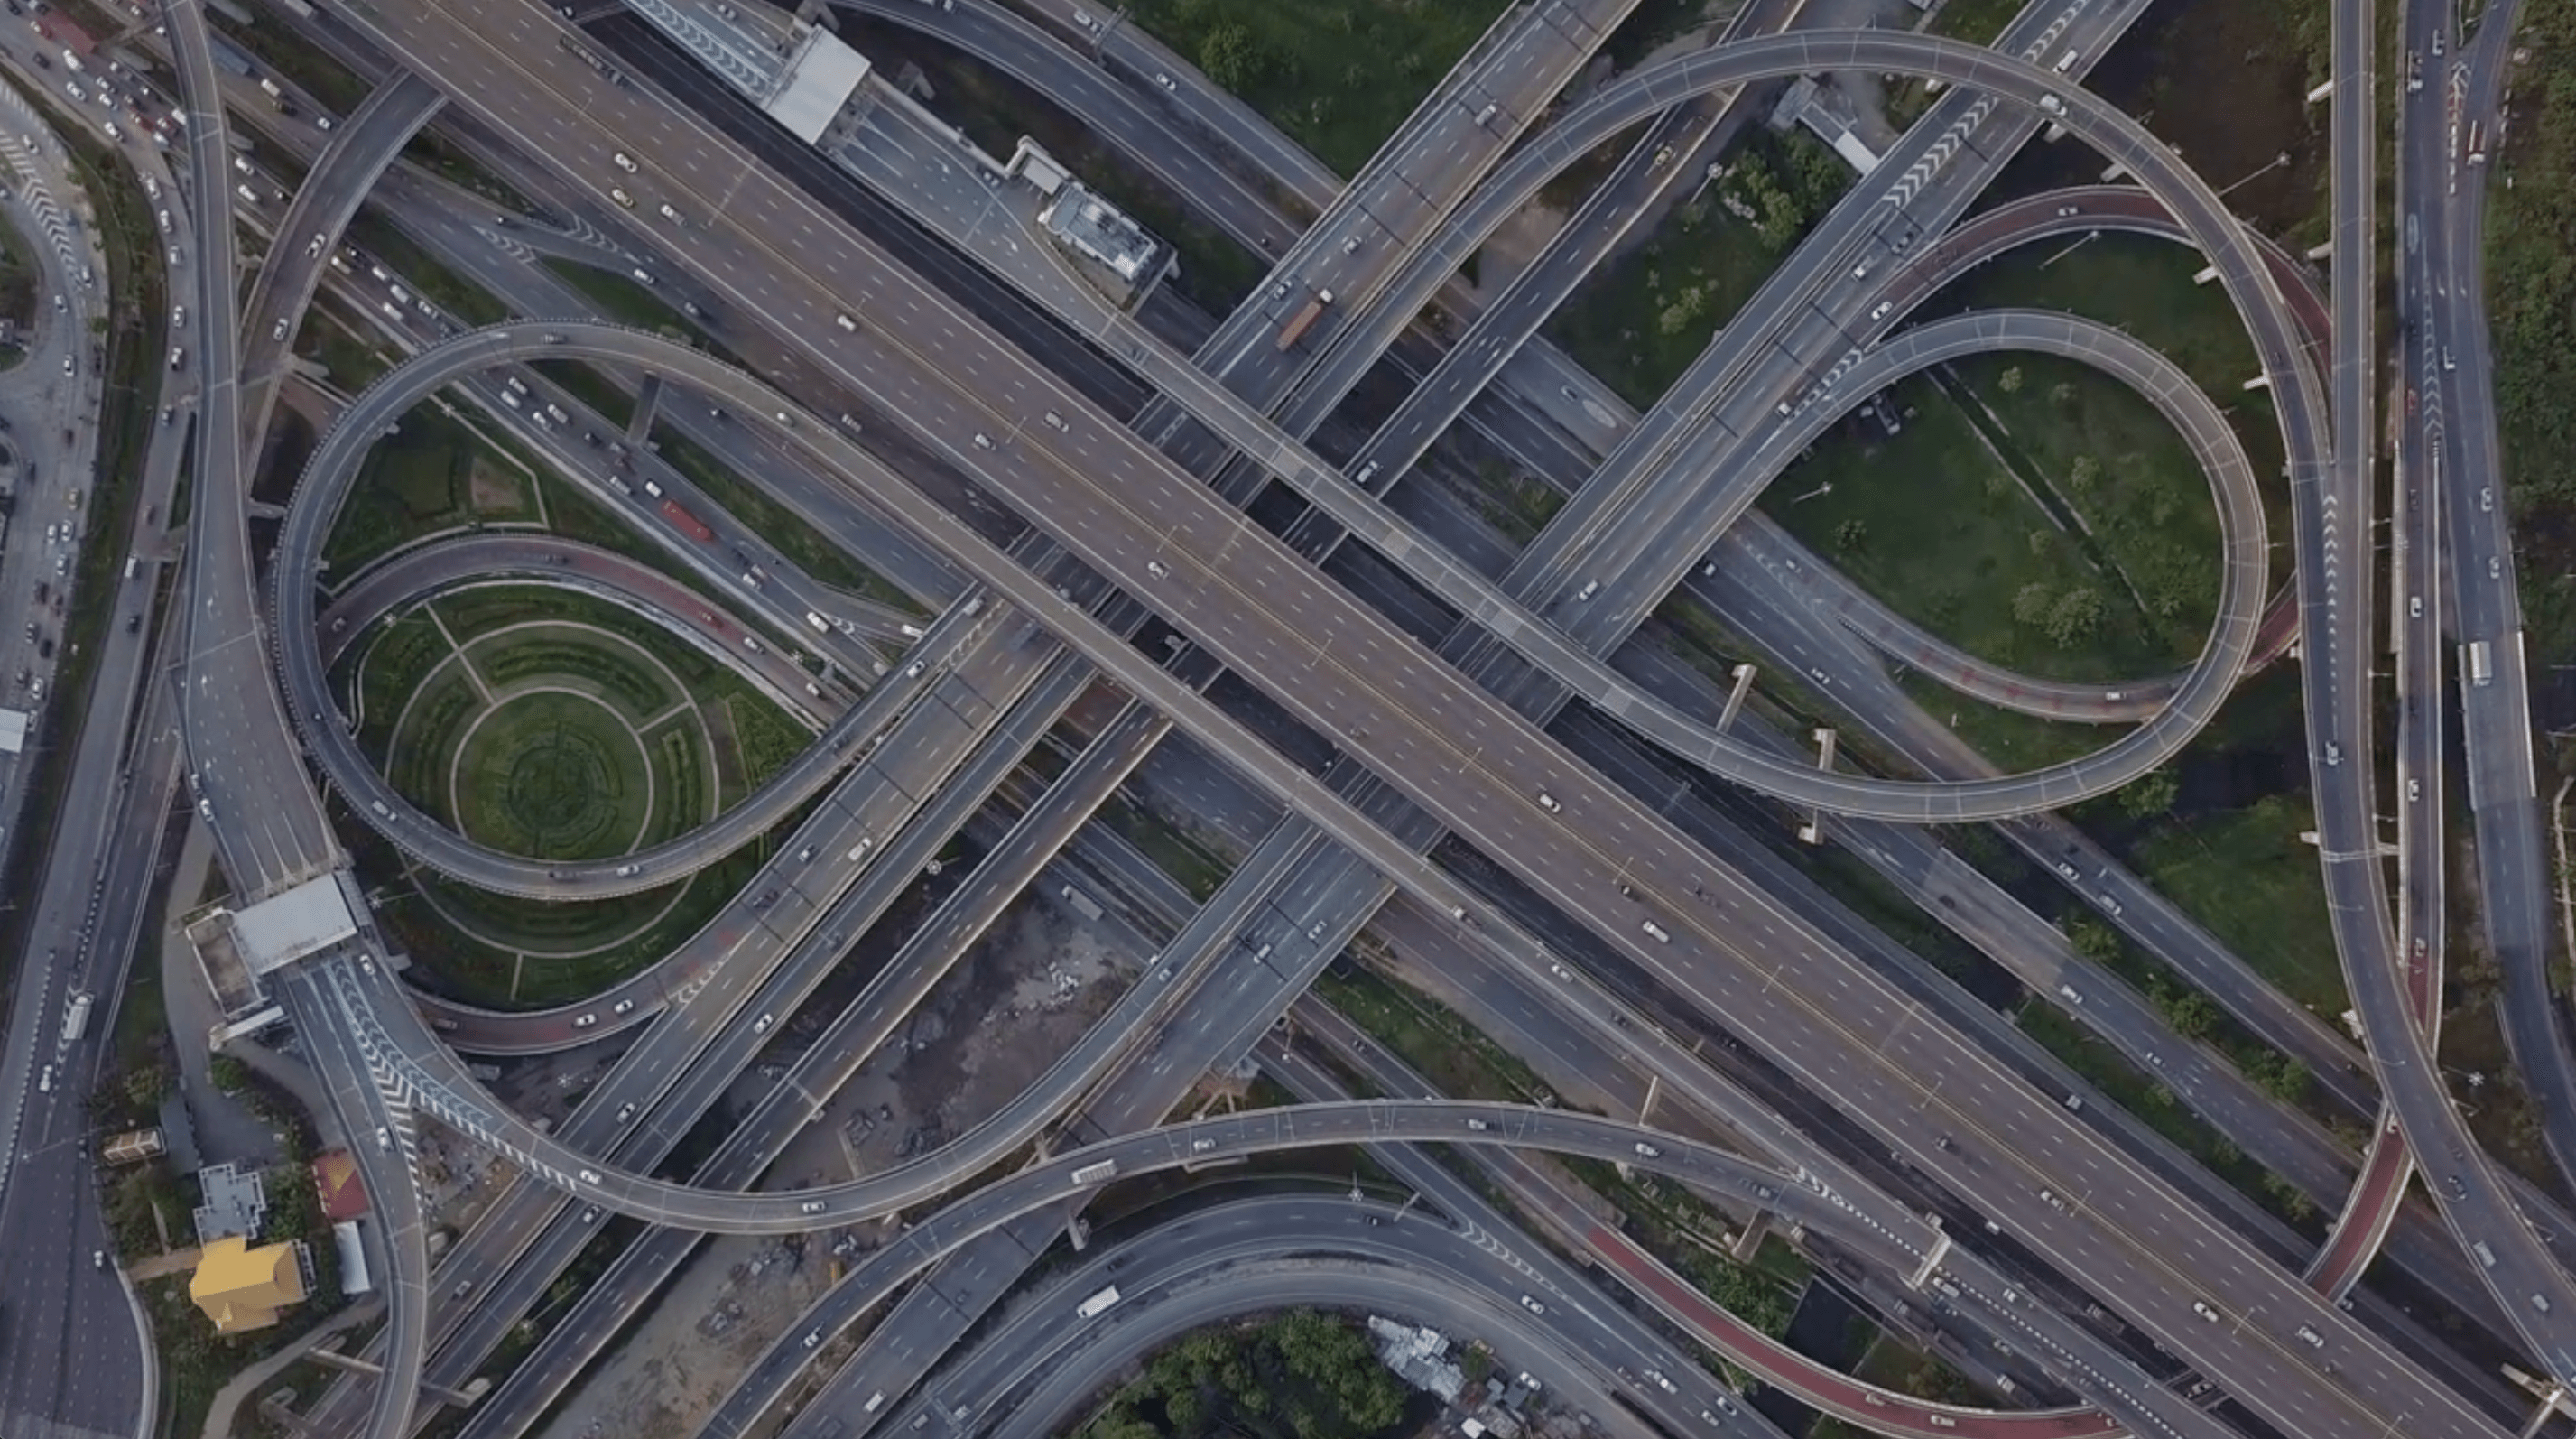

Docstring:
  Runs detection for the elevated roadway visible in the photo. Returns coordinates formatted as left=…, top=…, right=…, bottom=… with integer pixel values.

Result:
left=2417, top=0, right=2576, bottom=1198
left=285, top=318, right=2492, bottom=1437
left=314, top=535, right=852, bottom=717
left=296, top=0, right=2555, bottom=1421
left=1283, top=998, right=2107, bottom=1439
left=166, top=0, right=343, bottom=896
left=236, top=70, right=445, bottom=458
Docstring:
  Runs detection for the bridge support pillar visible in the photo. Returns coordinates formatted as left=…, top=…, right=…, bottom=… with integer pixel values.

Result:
left=1731, top=1212, right=1771, bottom=1263
left=2307, top=239, right=2334, bottom=260
left=2193, top=264, right=2220, bottom=284
left=1907, top=1231, right=1953, bottom=1288
left=2243, top=374, right=2273, bottom=393
left=2520, top=1386, right=2568, bottom=1438
left=2307, top=79, right=2336, bottom=103
left=1067, top=1213, right=1090, bottom=1252
left=1797, top=729, right=1835, bottom=844
left=1717, top=663, right=1756, bottom=732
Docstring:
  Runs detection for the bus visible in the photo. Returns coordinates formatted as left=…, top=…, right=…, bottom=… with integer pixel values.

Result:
left=60, top=992, right=92, bottom=1047
left=1075, top=1286, right=1122, bottom=1320
left=1070, top=1159, right=1119, bottom=1186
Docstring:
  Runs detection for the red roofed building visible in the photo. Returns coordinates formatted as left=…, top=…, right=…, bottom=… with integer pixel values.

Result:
left=311, top=1149, right=370, bottom=1221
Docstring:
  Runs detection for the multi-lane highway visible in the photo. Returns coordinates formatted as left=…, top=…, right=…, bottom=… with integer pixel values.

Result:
left=56, top=1, right=2570, bottom=1436
left=242, top=0, right=2555, bottom=1431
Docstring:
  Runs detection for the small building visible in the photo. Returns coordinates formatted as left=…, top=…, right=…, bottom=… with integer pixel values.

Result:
left=312, top=1150, right=370, bottom=1222
left=190, top=1235, right=307, bottom=1333
left=332, top=1221, right=372, bottom=1296
left=102, top=1128, right=167, bottom=1165
left=191, top=1162, right=269, bottom=1246
left=1037, top=181, right=1166, bottom=287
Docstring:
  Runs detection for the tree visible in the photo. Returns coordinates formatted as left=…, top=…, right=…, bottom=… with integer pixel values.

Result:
left=1835, top=518, right=1868, bottom=552
left=2067, top=453, right=2103, bottom=497
left=2064, top=918, right=2124, bottom=969
left=209, top=1053, right=251, bottom=1094
left=2046, top=586, right=2105, bottom=647
left=1998, top=365, right=2025, bottom=394
left=2012, top=581, right=2057, bottom=628
left=1197, top=23, right=1271, bottom=91
left=2118, top=767, right=2179, bottom=818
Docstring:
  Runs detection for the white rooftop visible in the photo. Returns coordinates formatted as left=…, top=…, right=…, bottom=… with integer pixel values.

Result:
left=764, top=28, right=871, bottom=144
left=0, top=708, right=28, bottom=753
left=232, top=873, right=359, bottom=975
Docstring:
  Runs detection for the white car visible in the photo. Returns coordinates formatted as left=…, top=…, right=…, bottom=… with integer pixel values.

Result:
left=612, top=151, right=637, bottom=172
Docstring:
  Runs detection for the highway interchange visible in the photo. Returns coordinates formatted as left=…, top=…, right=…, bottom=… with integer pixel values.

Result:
left=0, top=0, right=2565, bottom=1437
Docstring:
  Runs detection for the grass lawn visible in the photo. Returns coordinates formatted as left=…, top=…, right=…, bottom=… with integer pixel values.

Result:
left=468, top=626, right=681, bottom=720
left=1551, top=131, right=1849, bottom=410
left=1895, top=672, right=2110, bottom=773
left=296, top=304, right=396, bottom=392
left=1101, top=794, right=1234, bottom=902
left=1924, top=0, right=2026, bottom=43
left=346, top=612, right=451, bottom=753
left=1761, top=373, right=2184, bottom=681
left=2485, top=0, right=2576, bottom=668
left=449, top=690, right=663, bottom=861
left=542, top=258, right=701, bottom=337
left=218, top=4, right=373, bottom=114
left=1920, top=235, right=2285, bottom=502
left=348, top=209, right=509, bottom=327
left=533, top=358, right=637, bottom=432
left=1123, top=0, right=1513, bottom=177
left=382, top=844, right=768, bottom=1006
left=1945, top=349, right=2222, bottom=653
left=321, top=404, right=538, bottom=571
left=1317, top=964, right=1556, bottom=1105
left=2129, top=794, right=2347, bottom=1015
left=0, top=196, right=37, bottom=336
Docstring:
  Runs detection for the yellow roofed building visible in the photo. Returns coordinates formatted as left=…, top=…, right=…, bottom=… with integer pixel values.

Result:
left=189, top=1235, right=306, bottom=1333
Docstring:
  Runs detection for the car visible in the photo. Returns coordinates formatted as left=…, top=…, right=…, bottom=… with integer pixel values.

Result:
left=272, top=319, right=289, bottom=341
left=92, top=1249, right=106, bottom=1270
left=1869, top=301, right=1892, bottom=321
left=572, top=1013, right=598, bottom=1028
left=579, top=1169, right=602, bottom=1184
left=754, top=1013, right=775, bottom=1035
left=2408, top=778, right=2422, bottom=802
left=801, top=1200, right=828, bottom=1214
left=802, top=1331, right=822, bottom=1350
left=2410, top=595, right=2423, bottom=618
left=2056, top=205, right=2080, bottom=218
left=2444, top=347, right=2457, bottom=371
left=2491, top=556, right=2504, bottom=580
left=612, top=151, right=637, bottom=172
left=612, top=998, right=635, bottom=1015
left=1154, top=71, right=1176, bottom=89
left=1634, top=1141, right=1661, bottom=1159
left=2483, top=487, right=2496, bottom=512
left=1535, top=791, right=1561, bottom=812
left=609, top=187, right=635, bottom=209
left=2447, top=1174, right=2469, bottom=1200
left=375, top=1125, right=392, bottom=1150
left=658, top=202, right=682, bottom=223
left=1518, top=1295, right=1545, bottom=1314
left=616, top=1103, right=636, bottom=1122
left=580, top=1205, right=601, bottom=1223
